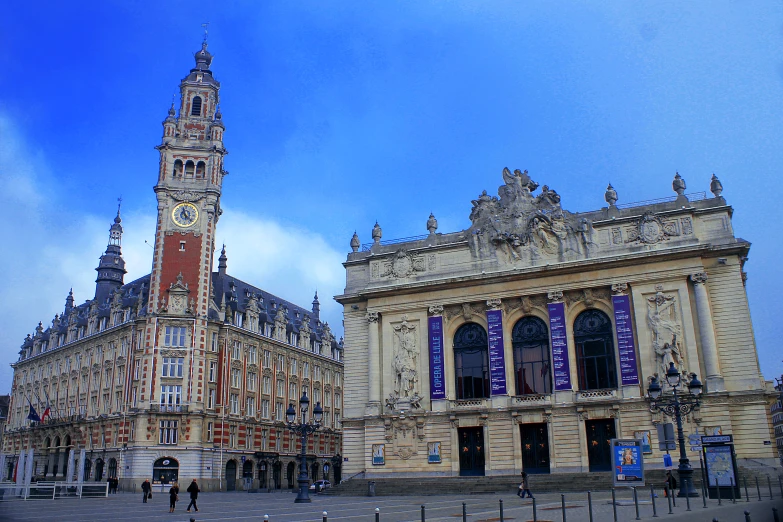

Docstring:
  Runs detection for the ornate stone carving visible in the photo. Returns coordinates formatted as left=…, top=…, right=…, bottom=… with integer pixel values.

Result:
left=366, top=311, right=380, bottom=323
left=379, top=249, right=427, bottom=278
left=350, top=232, right=360, bottom=252
left=647, top=287, right=684, bottom=375
left=605, top=183, right=618, bottom=206
left=565, top=288, right=611, bottom=308
left=547, top=290, right=564, bottom=302
left=626, top=212, right=680, bottom=244
left=170, top=191, right=205, bottom=203
left=611, top=282, right=628, bottom=295
left=372, top=222, right=382, bottom=244
left=428, top=305, right=444, bottom=316
left=392, top=316, right=419, bottom=405
left=672, top=172, right=686, bottom=196
left=159, top=349, right=186, bottom=358
left=384, top=413, right=423, bottom=459
left=486, top=298, right=502, bottom=310
left=690, top=272, right=708, bottom=285
left=611, top=227, right=623, bottom=244
left=426, top=213, right=438, bottom=235
left=466, top=168, right=597, bottom=263
left=710, top=174, right=723, bottom=198
left=680, top=217, right=693, bottom=235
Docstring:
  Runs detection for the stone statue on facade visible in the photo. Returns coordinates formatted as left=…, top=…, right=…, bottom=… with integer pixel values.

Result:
left=467, top=167, right=597, bottom=264
left=647, top=288, right=685, bottom=375
left=392, top=316, right=418, bottom=406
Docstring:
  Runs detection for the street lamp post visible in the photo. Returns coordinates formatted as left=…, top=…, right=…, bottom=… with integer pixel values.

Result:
left=286, top=392, right=323, bottom=503
left=646, top=362, right=703, bottom=498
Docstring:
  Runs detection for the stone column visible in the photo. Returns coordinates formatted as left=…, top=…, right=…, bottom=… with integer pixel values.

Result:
left=690, top=273, right=724, bottom=391
left=367, top=312, right=381, bottom=411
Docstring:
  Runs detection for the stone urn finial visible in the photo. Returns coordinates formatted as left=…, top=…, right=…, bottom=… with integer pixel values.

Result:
left=350, top=231, right=360, bottom=252
left=426, top=213, right=438, bottom=235
left=372, top=221, right=382, bottom=244
left=604, top=183, right=618, bottom=206
left=672, top=172, right=686, bottom=196
left=710, top=174, right=723, bottom=198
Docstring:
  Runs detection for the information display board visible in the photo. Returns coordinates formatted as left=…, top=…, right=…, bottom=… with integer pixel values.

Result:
left=611, top=439, right=645, bottom=487
left=702, top=435, right=739, bottom=499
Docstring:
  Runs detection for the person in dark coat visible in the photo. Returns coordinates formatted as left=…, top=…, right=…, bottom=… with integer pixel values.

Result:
left=517, top=471, right=533, bottom=498
left=141, top=478, right=151, bottom=503
left=664, top=471, right=678, bottom=496
left=169, top=481, right=180, bottom=513
left=186, top=479, right=200, bottom=512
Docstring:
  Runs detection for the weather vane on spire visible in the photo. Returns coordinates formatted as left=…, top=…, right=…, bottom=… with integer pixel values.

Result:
left=202, top=22, right=210, bottom=44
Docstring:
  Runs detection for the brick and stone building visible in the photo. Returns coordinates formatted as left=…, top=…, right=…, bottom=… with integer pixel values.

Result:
left=337, top=169, right=778, bottom=479
left=1, top=42, right=343, bottom=490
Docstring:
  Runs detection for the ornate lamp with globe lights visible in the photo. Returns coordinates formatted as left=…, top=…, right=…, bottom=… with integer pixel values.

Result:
left=646, top=362, right=703, bottom=498
left=286, top=392, right=323, bottom=503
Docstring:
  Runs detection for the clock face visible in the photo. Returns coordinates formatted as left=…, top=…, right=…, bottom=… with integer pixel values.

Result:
left=172, top=202, right=199, bottom=228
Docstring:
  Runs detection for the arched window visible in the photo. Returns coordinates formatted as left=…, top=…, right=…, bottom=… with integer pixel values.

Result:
left=453, top=323, right=489, bottom=400
left=173, top=159, right=183, bottom=178
left=108, top=458, right=117, bottom=479
left=574, top=309, right=617, bottom=390
left=512, top=316, right=552, bottom=395
left=195, top=161, right=206, bottom=178
left=95, top=458, right=105, bottom=481
left=191, top=96, right=202, bottom=116
left=184, top=160, right=195, bottom=178
left=83, top=459, right=92, bottom=481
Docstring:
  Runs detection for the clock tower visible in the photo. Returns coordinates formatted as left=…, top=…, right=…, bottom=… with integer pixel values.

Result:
left=140, top=40, right=227, bottom=407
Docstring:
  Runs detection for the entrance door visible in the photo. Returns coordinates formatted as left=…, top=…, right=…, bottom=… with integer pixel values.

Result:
left=586, top=419, right=616, bottom=472
left=458, top=427, right=485, bottom=476
left=226, top=460, right=237, bottom=491
left=520, top=423, right=550, bottom=474
left=273, top=462, right=282, bottom=489
left=287, top=462, right=296, bottom=489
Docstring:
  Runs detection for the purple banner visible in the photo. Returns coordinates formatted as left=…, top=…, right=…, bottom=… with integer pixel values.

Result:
left=428, top=316, right=446, bottom=400
left=486, top=309, right=508, bottom=395
left=547, top=302, right=572, bottom=391
left=612, top=295, right=640, bottom=385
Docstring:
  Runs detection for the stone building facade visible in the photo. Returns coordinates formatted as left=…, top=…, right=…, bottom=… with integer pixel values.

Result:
left=337, top=169, right=777, bottom=478
left=1, top=43, right=343, bottom=490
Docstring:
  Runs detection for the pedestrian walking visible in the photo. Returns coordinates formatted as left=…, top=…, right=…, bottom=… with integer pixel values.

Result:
left=141, top=478, right=152, bottom=503
left=169, top=481, right=180, bottom=513
left=186, top=478, right=200, bottom=512
left=518, top=471, right=533, bottom=498
left=664, top=471, right=677, bottom=496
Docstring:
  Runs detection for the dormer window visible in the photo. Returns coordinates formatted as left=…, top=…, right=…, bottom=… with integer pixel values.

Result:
left=191, top=96, right=202, bottom=116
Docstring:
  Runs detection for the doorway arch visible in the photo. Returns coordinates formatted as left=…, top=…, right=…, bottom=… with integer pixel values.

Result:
left=225, top=460, right=237, bottom=491
left=152, top=457, right=179, bottom=484
left=286, top=462, right=295, bottom=489
left=94, top=458, right=105, bottom=481
left=273, top=461, right=282, bottom=489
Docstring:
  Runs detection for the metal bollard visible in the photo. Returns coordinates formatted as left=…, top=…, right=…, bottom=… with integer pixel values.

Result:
left=745, top=510, right=752, bottom=521
left=633, top=487, right=640, bottom=520
left=323, top=511, right=328, bottom=522
left=773, top=507, right=780, bottom=522
left=532, top=496, right=537, bottom=522
left=500, top=498, right=504, bottom=522
left=462, top=502, right=467, bottom=522
left=666, top=486, right=673, bottom=514
left=731, top=478, right=736, bottom=504
left=671, top=483, right=676, bottom=508
left=745, top=476, right=751, bottom=502
left=264, top=516, right=269, bottom=521
left=685, top=487, right=691, bottom=511
left=421, top=504, right=425, bottom=522
left=588, top=490, right=595, bottom=522
left=561, top=494, right=567, bottom=522
left=650, top=485, right=658, bottom=517
left=612, top=487, right=618, bottom=522
left=757, top=476, right=762, bottom=501
left=768, top=476, right=774, bottom=499
left=375, top=507, right=380, bottom=522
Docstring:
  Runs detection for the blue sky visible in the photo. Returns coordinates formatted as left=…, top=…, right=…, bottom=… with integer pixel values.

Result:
left=1, top=2, right=781, bottom=392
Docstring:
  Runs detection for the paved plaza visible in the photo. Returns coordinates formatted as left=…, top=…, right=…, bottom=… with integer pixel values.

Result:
left=1, top=489, right=782, bottom=522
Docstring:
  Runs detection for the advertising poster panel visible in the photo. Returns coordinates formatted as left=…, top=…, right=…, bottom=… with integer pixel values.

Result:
left=612, top=439, right=645, bottom=487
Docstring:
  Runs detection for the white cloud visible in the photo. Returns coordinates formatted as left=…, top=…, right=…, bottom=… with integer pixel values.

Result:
left=0, top=113, right=346, bottom=393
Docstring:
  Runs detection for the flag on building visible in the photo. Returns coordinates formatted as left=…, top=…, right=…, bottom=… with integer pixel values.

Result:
left=26, top=398, right=40, bottom=423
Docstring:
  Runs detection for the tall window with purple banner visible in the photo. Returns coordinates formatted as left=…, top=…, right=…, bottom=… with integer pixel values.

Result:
left=547, top=302, right=572, bottom=391
left=512, top=316, right=552, bottom=395
left=428, top=316, right=446, bottom=400
left=574, top=309, right=617, bottom=390
left=611, top=295, right=640, bottom=386
left=453, top=323, right=489, bottom=400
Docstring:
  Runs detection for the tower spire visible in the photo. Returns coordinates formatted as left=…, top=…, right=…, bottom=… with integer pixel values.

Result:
left=312, top=290, right=320, bottom=321
left=95, top=206, right=127, bottom=303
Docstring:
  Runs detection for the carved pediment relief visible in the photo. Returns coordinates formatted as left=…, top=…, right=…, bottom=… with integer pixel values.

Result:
left=231, top=360, right=243, bottom=370
left=565, top=288, right=611, bottom=308
left=170, top=191, right=205, bottom=203
left=160, top=349, right=187, bottom=358
left=262, top=368, right=273, bottom=377
left=504, top=295, right=548, bottom=315
left=625, top=212, right=680, bottom=244
left=247, top=363, right=259, bottom=373
left=371, top=249, right=431, bottom=280
left=444, top=303, right=483, bottom=321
